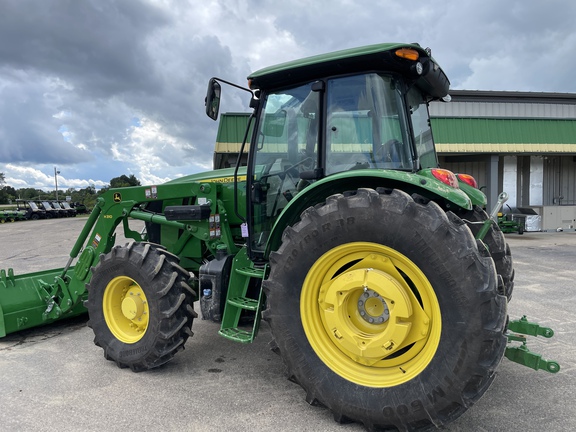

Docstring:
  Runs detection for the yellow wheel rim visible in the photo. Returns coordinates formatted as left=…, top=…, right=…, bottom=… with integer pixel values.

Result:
left=301, top=242, right=441, bottom=387
left=103, top=276, right=149, bottom=344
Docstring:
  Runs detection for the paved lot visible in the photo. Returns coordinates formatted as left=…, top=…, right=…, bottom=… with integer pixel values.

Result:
left=0, top=218, right=574, bottom=431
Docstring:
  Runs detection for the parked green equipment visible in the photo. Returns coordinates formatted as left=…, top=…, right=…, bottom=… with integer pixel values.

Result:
left=15, top=199, right=46, bottom=220
left=498, top=210, right=525, bottom=234
left=0, top=43, right=558, bottom=430
left=58, top=201, right=77, bottom=217
left=0, top=209, right=26, bottom=223
left=70, top=202, right=89, bottom=214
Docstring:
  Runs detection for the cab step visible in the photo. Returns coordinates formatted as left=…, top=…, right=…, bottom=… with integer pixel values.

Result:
left=218, top=327, right=254, bottom=343
left=218, top=248, right=267, bottom=343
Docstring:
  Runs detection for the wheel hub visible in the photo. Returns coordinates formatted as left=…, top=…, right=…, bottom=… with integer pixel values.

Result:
left=358, top=289, right=389, bottom=324
left=321, top=267, right=414, bottom=363
left=103, top=276, right=149, bottom=344
left=121, top=291, right=145, bottom=321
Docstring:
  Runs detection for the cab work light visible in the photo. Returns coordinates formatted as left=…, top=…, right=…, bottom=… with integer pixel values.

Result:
left=395, top=48, right=420, bottom=61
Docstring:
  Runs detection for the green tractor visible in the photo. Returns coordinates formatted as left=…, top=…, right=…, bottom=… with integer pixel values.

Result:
left=0, top=43, right=558, bottom=430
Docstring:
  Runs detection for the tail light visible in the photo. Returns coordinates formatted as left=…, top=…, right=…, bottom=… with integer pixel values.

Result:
left=456, top=173, right=478, bottom=189
left=430, top=168, right=459, bottom=188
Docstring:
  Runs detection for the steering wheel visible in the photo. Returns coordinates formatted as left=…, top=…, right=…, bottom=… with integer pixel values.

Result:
left=261, top=156, right=314, bottom=184
left=374, top=139, right=403, bottom=164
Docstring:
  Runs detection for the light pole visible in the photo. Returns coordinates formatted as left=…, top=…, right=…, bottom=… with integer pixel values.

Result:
left=54, top=167, right=60, bottom=201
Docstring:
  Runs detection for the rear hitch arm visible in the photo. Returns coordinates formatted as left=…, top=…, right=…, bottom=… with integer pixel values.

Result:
left=476, top=191, right=508, bottom=241
left=508, top=315, right=555, bottom=338
left=505, top=315, right=560, bottom=374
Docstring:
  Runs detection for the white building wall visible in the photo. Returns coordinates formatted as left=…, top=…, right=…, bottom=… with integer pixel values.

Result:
left=430, top=101, right=576, bottom=119
left=530, top=156, right=544, bottom=206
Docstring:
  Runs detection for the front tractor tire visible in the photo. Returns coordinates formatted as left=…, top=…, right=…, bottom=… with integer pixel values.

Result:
left=86, top=242, right=197, bottom=371
left=263, top=188, right=507, bottom=430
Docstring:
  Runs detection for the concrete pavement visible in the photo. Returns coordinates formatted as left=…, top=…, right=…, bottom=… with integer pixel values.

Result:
left=0, top=219, right=574, bottom=431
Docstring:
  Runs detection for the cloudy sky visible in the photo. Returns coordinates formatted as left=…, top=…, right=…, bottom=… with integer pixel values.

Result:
left=1, top=0, right=575, bottom=191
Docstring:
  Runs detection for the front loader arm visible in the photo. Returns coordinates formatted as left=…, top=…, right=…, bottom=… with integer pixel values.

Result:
left=1, top=180, right=241, bottom=337
left=47, top=184, right=210, bottom=317
left=38, top=193, right=143, bottom=322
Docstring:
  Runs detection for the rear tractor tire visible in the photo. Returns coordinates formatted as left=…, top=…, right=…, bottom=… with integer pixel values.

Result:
left=86, top=242, right=197, bottom=371
left=263, top=188, right=507, bottom=430
left=463, top=206, right=515, bottom=300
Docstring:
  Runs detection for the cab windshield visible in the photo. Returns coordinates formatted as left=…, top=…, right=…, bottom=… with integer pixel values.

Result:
left=407, top=86, right=436, bottom=169
left=324, top=74, right=412, bottom=174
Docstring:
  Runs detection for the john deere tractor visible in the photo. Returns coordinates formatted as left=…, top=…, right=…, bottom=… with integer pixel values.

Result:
left=0, top=43, right=558, bottom=430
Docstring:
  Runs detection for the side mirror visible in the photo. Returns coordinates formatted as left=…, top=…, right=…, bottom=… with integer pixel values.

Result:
left=205, top=78, right=221, bottom=120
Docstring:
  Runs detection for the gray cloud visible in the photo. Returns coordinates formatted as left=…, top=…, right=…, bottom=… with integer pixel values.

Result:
left=0, top=0, right=168, bottom=97
left=0, top=70, right=90, bottom=164
left=0, top=0, right=575, bottom=190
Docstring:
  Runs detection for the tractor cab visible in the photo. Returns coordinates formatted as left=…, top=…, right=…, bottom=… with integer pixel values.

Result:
left=212, top=44, right=451, bottom=258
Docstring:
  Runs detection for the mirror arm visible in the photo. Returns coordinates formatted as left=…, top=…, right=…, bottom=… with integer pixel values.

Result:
left=209, top=77, right=254, bottom=96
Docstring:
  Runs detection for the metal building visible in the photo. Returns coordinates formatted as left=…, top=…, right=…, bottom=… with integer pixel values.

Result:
left=213, top=90, right=576, bottom=231
left=432, top=90, right=576, bottom=230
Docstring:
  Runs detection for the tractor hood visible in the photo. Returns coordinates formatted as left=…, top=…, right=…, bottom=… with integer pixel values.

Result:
left=163, top=167, right=248, bottom=186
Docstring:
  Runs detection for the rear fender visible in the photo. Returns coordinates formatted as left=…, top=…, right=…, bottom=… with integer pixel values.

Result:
left=457, top=180, right=487, bottom=208
left=264, top=169, right=473, bottom=257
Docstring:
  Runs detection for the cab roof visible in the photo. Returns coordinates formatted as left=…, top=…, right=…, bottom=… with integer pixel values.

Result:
left=247, top=42, right=449, bottom=97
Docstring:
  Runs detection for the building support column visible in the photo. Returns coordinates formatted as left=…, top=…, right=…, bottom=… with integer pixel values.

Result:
left=486, top=154, right=500, bottom=212
left=519, top=156, right=531, bottom=207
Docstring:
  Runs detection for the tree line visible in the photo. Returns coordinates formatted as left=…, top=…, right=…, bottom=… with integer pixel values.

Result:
left=0, top=173, right=141, bottom=209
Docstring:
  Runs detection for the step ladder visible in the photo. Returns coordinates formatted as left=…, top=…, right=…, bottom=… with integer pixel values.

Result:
left=218, top=249, right=267, bottom=343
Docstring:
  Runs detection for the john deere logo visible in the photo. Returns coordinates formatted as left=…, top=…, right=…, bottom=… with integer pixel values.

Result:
left=113, top=193, right=122, bottom=202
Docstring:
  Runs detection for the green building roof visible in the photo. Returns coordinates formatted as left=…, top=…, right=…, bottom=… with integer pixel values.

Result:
left=431, top=118, right=576, bottom=154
